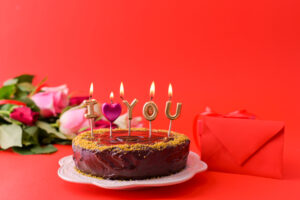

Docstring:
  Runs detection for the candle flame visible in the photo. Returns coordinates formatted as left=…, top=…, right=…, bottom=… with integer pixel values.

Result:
left=168, top=83, right=173, bottom=98
left=110, top=91, right=114, bottom=100
left=120, top=82, right=124, bottom=98
left=89, top=83, right=94, bottom=97
left=150, top=81, right=155, bottom=98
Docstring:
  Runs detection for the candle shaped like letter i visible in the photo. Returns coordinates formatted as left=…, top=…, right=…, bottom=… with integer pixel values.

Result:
left=83, top=83, right=98, bottom=137
left=165, top=83, right=182, bottom=137
left=102, top=92, right=122, bottom=137
left=120, top=82, right=138, bottom=136
left=143, top=81, right=158, bottom=138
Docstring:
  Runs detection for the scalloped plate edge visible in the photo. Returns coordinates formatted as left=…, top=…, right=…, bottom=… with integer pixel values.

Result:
left=58, top=151, right=207, bottom=190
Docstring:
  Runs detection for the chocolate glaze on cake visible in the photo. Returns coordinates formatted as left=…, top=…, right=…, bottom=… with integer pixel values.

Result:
left=72, top=128, right=190, bottom=180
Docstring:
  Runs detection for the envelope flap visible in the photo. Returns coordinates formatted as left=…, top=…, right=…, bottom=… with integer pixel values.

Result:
left=203, top=116, right=284, bottom=165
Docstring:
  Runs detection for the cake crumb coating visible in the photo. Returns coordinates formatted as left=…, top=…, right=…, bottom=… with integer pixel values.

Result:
left=72, top=128, right=190, bottom=152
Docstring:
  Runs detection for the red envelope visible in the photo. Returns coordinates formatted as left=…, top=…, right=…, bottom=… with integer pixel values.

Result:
left=194, top=116, right=285, bottom=178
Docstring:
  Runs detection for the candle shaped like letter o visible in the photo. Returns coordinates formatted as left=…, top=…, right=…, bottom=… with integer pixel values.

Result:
left=143, top=101, right=158, bottom=121
left=143, top=81, right=158, bottom=121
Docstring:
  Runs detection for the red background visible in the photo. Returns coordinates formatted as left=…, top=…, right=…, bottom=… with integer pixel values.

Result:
left=0, top=0, right=300, bottom=199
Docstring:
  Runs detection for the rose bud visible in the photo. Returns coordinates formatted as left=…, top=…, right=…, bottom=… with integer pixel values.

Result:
left=10, top=107, right=39, bottom=126
left=59, top=104, right=100, bottom=136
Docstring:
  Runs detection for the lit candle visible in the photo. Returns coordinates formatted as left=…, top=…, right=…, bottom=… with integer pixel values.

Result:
left=120, top=82, right=138, bottom=136
left=143, top=81, right=158, bottom=138
left=110, top=91, right=114, bottom=103
left=83, top=83, right=99, bottom=137
left=165, top=83, right=182, bottom=137
left=102, top=91, right=122, bottom=137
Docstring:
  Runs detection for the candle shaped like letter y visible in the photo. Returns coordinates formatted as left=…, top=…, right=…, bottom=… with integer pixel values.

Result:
left=165, top=83, right=182, bottom=137
left=83, top=83, right=98, bottom=137
left=120, top=82, right=138, bottom=136
left=143, top=81, right=158, bottom=138
left=102, top=92, right=122, bottom=137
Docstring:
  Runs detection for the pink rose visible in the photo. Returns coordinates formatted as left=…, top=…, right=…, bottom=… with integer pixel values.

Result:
left=10, top=107, right=39, bottom=126
left=31, top=85, right=69, bottom=117
left=69, top=96, right=89, bottom=106
left=59, top=104, right=100, bottom=136
left=59, top=107, right=89, bottom=136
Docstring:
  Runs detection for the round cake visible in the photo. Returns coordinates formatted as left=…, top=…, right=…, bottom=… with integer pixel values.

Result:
left=72, top=128, right=190, bottom=180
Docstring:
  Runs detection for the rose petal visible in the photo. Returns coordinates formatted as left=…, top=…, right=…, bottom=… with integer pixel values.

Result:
left=31, top=92, right=56, bottom=117
left=59, top=107, right=88, bottom=135
left=53, top=91, right=69, bottom=113
left=42, top=84, right=68, bottom=94
left=10, top=107, right=39, bottom=126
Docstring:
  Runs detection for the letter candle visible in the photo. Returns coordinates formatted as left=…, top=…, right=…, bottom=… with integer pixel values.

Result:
left=83, top=83, right=98, bottom=137
left=102, top=92, right=122, bottom=137
left=143, top=81, right=158, bottom=138
left=165, top=83, right=182, bottom=137
left=120, top=82, right=138, bottom=136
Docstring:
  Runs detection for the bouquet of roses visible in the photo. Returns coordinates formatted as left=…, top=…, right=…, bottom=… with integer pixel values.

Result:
left=0, top=74, right=142, bottom=155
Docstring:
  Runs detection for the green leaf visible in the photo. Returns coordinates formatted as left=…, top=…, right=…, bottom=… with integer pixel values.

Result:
left=12, top=146, right=34, bottom=155
left=17, top=82, right=35, bottom=92
left=78, top=126, right=89, bottom=133
left=14, top=90, right=28, bottom=99
left=22, top=126, right=39, bottom=146
left=17, top=96, right=39, bottom=112
left=0, top=113, right=22, bottom=125
left=29, top=77, right=47, bottom=97
left=0, top=124, right=22, bottom=149
left=0, top=85, right=16, bottom=99
left=53, top=139, right=72, bottom=145
left=0, top=104, right=18, bottom=112
left=36, top=121, right=67, bottom=139
left=14, top=74, right=34, bottom=83
left=30, top=144, right=57, bottom=154
left=3, top=78, right=18, bottom=86
left=12, top=144, right=57, bottom=155
left=15, top=82, right=35, bottom=98
left=0, top=109, right=10, bottom=116
left=40, top=134, right=56, bottom=144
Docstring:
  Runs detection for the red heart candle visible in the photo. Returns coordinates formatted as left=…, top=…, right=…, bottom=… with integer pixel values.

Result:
left=102, top=92, right=122, bottom=137
left=102, top=103, right=122, bottom=122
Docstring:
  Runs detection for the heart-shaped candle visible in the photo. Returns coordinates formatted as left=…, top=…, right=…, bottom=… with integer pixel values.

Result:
left=102, top=103, right=122, bottom=122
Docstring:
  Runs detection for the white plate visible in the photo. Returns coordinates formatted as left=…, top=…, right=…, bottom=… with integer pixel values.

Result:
left=58, top=151, right=207, bottom=190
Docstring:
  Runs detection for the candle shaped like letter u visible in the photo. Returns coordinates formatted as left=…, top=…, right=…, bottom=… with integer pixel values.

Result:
left=143, top=81, right=158, bottom=138
left=165, top=83, right=182, bottom=137
left=120, top=82, right=138, bottom=136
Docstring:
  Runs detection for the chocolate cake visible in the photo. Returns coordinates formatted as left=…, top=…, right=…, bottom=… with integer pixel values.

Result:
left=72, top=128, right=190, bottom=180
